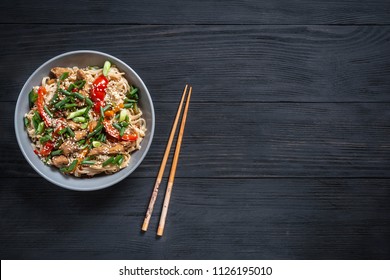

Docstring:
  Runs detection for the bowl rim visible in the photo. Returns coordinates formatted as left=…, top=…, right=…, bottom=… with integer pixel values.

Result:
left=14, top=50, right=155, bottom=191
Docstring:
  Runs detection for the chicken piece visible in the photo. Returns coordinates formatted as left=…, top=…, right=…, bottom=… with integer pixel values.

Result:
left=67, top=121, right=81, bottom=130
left=108, top=144, right=125, bottom=154
left=88, top=143, right=124, bottom=156
left=77, top=69, right=87, bottom=80
left=52, top=155, right=69, bottom=168
left=59, top=140, right=78, bottom=156
left=120, top=141, right=133, bottom=149
left=76, top=69, right=91, bottom=95
left=74, top=130, right=87, bottom=141
left=51, top=67, right=73, bottom=78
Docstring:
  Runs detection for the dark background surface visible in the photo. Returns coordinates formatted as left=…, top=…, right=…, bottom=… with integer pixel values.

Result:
left=0, top=0, right=389, bottom=259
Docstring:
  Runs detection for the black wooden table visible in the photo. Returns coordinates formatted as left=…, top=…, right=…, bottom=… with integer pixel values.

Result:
left=1, top=1, right=389, bottom=260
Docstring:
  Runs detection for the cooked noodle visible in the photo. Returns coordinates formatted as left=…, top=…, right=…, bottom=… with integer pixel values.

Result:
left=24, top=62, right=146, bottom=177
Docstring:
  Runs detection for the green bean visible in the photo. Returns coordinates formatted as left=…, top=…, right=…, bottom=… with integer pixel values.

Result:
left=73, top=116, right=87, bottom=123
left=74, top=80, right=86, bottom=89
left=85, top=97, right=93, bottom=106
left=36, top=122, right=45, bottom=134
left=124, top=103, right=133, bottom=109
left=120, top=121, right=129, bottom=127
left=119, top=127, right=125, bottom=137
left=54, top=97, right=70, bottom=109
left=29, top=89, right=38, bottom=105
left=60, top=159, right=77, bottom=173
left=66, top=127, right=75, bottom=137
left=112, top=123, right=122, bottom=131
left=58, top=127, right=68, bottom=135
left=67, top=107, right=87, bottom=119
left=73, top=92, right=85, bottom=100
left=102, top=156, right=115, bottom=167
left=129, top=87, right=138, bottom=96
left=64, top=103, right=77, bottom=109
left=100, top=106, right=105, bottom=118
left=81, top=160, right=96, bottom=165
left=113, top=154, right=123, bottom=165
left=40, top=135, right=52, bottom=144
left=59, top=88, right=72, bottom=96
left=87, top=124, right=103, bottom=138
left=80, top=123, right=88, bottom=129
left=103, top=104, right=111, bottom=112
left=51, top=150, right=63, bottom=156
left=67, top=84, right=75, bottom=92
left=50, top=93, right=59, bottom=105
left=44, top=105, right=53, bottom=118
left=133, top=103, right=139, bottom=114
left=59, top=72, right=69, bottom=81
left=24, top=117, right=29, bottom=127
left=117, top=155, right=124, bottom=166
left=124, top=98, right=137, bottom=103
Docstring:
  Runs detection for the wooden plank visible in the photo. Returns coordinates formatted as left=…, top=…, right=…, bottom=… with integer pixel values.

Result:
left=2, top=25, right=390, bottom=103
left=1, top=1, right=389, bottom=24
left=0, top=177, right=389, bottom=259
left=4, top=101, right=390, bottom=178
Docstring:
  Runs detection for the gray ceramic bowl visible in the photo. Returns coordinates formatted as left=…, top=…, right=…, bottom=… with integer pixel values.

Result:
left=14, top=50, right=155, bottom=191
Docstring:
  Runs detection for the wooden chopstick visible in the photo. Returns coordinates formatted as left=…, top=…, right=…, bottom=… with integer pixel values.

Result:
left=157, top=86, right=192, bottom=236
left=141, top=85, right=189, bottom=232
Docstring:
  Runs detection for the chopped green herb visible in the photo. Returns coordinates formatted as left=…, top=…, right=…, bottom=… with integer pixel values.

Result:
left=92, top=141, right=101, bottom=148
left=67, top=107, right=87, bottom=119
left=29, top=89, right=38, bottom=105
left=103, top=61, right=111, bottom=76
left=60, top=159, right=77, bottom=173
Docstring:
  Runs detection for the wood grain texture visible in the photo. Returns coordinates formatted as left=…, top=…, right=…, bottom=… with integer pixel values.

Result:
left=3, top=102, right=390, bottom=178
left=0, top=178, right=389, bottom=259
left=0, top=0, right=389, bottom=24
left=1, top=25, right=390, bottom=103
left=1, top=0, right=390, bottom=261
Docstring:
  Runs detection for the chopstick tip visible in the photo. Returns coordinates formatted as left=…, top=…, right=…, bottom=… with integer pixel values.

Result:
left=157, top=226, right=164, bottom=237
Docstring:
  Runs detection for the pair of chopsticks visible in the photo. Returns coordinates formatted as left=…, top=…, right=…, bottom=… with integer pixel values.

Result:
left=142, top=84, right=192, bottom=236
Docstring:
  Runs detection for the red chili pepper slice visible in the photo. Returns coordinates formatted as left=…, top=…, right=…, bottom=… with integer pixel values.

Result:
left=103, top=120, right=138, bottom=141
left=37, top=86, right=52, bottom=127
left=91, top=75, right=108, bottom=102
left=121, top=133, right=138, bottom=141
left=40, top=141, right=54, bottom=156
